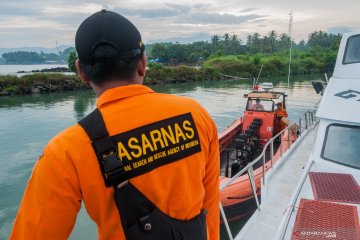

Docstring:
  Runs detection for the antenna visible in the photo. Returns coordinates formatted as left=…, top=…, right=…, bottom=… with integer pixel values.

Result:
left=256, top=64, right=263, bottom=84
left=253, top=64, right=263, bottom=90
left=287, top=12, right=293, bottom=88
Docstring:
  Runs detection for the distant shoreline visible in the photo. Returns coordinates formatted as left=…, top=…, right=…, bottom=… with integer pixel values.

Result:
left=0, top=64, right=69, bottom=76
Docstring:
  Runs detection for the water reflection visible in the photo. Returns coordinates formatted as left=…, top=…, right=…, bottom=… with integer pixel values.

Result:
left=72, top=91, right=96, bottom=120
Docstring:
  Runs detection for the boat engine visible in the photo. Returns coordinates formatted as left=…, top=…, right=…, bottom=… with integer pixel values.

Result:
left=230, top=161, right=241, bottom=178
left=230, top=119, right=262, bottom=177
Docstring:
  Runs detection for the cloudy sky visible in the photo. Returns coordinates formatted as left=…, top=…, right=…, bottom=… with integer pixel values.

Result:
left=1, top=0, right=359, bottom=48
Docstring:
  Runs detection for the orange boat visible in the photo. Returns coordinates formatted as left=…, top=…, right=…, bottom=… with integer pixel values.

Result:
left=219, top=87, right=297, bottom=222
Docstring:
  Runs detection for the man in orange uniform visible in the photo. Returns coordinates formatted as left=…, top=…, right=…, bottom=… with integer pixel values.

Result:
left=11, top=10, right=220, bottom=240
left=275, top=102, right=289, bottom=133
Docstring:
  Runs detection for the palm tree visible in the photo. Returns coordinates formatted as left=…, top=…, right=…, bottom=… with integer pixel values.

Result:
left=278, top=33, right=290, bottom=51
left=211, top=35, right=220, bottom=54
left=251, top=32, right=261, bottom=53
left=268, top=30, right=278, bottom=53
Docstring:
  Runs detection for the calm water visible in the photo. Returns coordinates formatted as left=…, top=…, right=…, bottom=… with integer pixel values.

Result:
left=0, top=76, right=322, bottom=239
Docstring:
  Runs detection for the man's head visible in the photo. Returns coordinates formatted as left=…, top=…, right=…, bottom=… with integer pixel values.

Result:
left=75, top=10, right=146, bottom=87
left=256, top=99, right=260, bottom=104
left=276, top=102, right=283, bottom=109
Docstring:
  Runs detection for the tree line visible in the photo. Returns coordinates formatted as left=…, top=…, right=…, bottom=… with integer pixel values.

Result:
left=146, top=30, right=341, bottom=65
left=65, top=30, right=340, bottom=78
left=1, top=47, right=75, bottom=64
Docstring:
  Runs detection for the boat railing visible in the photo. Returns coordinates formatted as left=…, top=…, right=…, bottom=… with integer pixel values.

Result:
left=219, top=109, right=318, bottom=240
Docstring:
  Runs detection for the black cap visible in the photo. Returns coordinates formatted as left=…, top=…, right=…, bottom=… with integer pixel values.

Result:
left=75, top=9, right=144, bottom=65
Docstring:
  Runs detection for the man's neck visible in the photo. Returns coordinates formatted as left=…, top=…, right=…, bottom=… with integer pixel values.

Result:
left=91, top=78, right=143, bottom=97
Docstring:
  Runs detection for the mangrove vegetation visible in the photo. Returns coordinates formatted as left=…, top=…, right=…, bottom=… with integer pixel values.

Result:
left=0, top=66, right=222, bottom=96
left=0, top=74, right=90, bottom=96
left=145, top=30, right=340, bottom=78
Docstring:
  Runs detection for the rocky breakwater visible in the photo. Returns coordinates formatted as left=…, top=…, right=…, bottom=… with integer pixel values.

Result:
left=0, top=74, right=91, bottom=96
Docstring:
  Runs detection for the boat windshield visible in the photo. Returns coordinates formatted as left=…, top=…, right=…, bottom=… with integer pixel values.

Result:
left=246, top=99, right=274, bottom=112
left=343, top=34, right=360, bottom=64
left=321, top=124, right=360, bottom=169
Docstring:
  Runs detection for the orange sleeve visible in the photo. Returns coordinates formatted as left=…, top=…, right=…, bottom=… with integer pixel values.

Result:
left=202, top=118, right=220, bottom=240
left=276, top=109, right=288, bottom=118
left=281, top=110, right=288, bottom=118
left=10, top=145, right=82, bottom=240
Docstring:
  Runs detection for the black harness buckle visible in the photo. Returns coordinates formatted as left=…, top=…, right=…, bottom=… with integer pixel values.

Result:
left=100, top=150, right=125, bottom=179
left=78, top=109, right=127, bottom=187
left=98, top=150, right=125, bottom=186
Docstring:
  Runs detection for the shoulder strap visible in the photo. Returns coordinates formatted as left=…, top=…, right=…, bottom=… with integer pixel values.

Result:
left=78, top=109, right=125, bottom=187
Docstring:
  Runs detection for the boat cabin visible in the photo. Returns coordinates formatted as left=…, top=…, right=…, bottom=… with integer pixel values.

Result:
left=243, top=91, right=288, bottom=141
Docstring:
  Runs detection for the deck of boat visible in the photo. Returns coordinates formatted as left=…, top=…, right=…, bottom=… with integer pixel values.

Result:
left=234, top=125, right=318, bottom=240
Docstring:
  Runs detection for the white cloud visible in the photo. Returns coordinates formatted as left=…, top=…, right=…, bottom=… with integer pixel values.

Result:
left=41, top=3, right=104, bottom=16
left=181, top=13, right=266, bottom=25
left=0, top=0, right=359, bottom=47
left=0, top=17, right=66, bottom=29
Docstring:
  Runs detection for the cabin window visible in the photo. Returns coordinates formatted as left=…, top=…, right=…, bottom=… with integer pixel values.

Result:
left=343, top=34, right=360, bottom=64
left=321, top=124, right=360, bottom=169
left=247, top=99, right=274, bottom=112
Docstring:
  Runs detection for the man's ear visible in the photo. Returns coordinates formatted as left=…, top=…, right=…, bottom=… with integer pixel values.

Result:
left=75, top=59, right=90, bottom=84
left=137, top=54, right=147, bottom=78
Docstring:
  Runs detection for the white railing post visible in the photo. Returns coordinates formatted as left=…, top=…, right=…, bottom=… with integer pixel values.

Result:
left=248, top=166, right=260, bottom=210
left=220, top=202, right=234, bottom=240
left=280, top=131, right=283, bottom=157
left=287, top=127, right=291, bottom=148
left=262, top=152, right=266, bottom=185
left=270, top=141, right=274, bottom=167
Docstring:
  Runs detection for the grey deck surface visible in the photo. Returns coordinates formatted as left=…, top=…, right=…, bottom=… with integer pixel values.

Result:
left=233, top=126, right=317, bottom=240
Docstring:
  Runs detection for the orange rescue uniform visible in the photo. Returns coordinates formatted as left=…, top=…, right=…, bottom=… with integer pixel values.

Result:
left=275, top=107, right=289, bottom=133
left=11, top=84, right=220, bottom=240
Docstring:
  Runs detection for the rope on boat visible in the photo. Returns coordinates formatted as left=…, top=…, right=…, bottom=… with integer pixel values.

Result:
left=220, top=73, right=252, bottom=80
